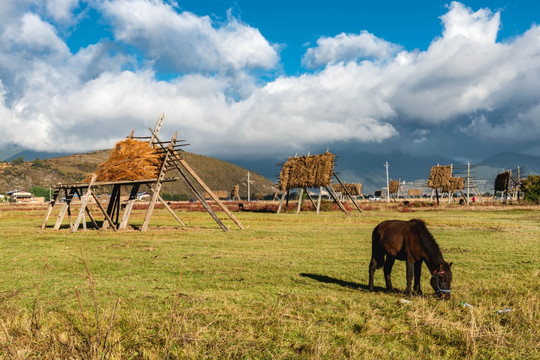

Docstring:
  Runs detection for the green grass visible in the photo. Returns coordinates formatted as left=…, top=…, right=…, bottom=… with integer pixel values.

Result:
left=0, top=205, right=539, bottom=359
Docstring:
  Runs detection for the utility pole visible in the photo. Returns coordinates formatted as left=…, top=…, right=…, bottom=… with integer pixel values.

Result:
left=247, top=171, right=251, bottom=202
left=467, top=162, right=470, bottom=205
left=385, top=161, right=390, bottom=203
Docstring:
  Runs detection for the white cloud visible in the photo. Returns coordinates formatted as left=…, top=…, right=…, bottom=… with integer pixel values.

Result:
left=441, top=1, right=500, bottom=43
left=101, top=0, right=278, bottom=73
left=302, top=31, right=401, bottom=68
left=0, top=1, right=539, bottom=160
left=45, top=0, right=80, bottom=24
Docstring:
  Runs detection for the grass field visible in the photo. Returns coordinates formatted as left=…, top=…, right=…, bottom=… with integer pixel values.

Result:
left=0, top=203, right=539, bottom=359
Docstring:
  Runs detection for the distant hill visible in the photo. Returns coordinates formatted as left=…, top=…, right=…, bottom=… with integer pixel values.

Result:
left=478, top=152, right=540, bottom=175
left=5, top=150, right=71, bottom=162
left=0, top=149, right=277, bottom=198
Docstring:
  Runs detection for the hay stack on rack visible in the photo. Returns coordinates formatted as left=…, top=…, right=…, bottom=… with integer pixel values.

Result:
left=333, top=183, right=362, bottom=196
left=389, top=180, right=399, bottom=194
left=231, top=185, right=240, bottom=198
left=86, top=139, right=161, bottom=182
left=494, top=171, right=511, bottom=192
left=428, top=165, right=452, bottom=189
left=442, top=177, right=464, bottom=193
left=278, top=153, right=335, bottom=191
left=408, top=189, right=422, bottom=197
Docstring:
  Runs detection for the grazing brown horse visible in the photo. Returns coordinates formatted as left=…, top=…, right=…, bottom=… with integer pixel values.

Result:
left=368, top=219, right=452, bottom=298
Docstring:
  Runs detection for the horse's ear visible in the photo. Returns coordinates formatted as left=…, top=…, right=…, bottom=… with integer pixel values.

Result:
left=449, top=262, right=453, bottom=268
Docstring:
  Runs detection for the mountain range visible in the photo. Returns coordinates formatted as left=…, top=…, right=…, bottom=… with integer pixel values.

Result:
left=1, top=147, right=539, bottom=196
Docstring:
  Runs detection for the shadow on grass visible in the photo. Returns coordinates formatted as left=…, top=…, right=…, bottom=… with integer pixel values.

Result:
left=299, top=273, right=385, bottom=292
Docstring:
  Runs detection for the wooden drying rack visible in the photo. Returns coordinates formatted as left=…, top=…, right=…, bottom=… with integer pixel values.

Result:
left=41, top=113, right=244, bottom=233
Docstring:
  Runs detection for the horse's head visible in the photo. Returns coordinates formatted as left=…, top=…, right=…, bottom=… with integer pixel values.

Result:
left=431, top=262, right=453, bottom=299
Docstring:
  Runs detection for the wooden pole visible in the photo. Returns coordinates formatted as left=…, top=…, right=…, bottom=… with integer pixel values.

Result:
left=296, top=188, right=304, bottom=214
left=90, top=192, right=117, bottom=230
left=54, top=188, right=75, bottom=230
left=150, top=129, right=243, bottom=230
left=316, top=187, right=323, bottom=215
left=74, top=188, right=99, bottom=229
left=41, top=187, right=60, bottom=229
left=141, top=133, right=175, bottom=232
left=119, top=184, right=140, bottom=230
left=303, top=187, right=318, bottom=209
left=277, top=191, right=286, bottom=214
left=176, top=157, right=245, bottom=229
left=325, top=185, right=349, bottom=214
left=158, top=195, right=186, bottom=226
left=72, top=174, right=96, bottom=233
left=333, top=173, right=362, bottom=213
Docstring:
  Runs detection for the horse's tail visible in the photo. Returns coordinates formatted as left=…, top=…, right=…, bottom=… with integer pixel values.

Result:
left=371, top=224, right=385, bottom=269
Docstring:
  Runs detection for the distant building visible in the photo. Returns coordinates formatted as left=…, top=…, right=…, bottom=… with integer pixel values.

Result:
left=7, top=190, right=34, bottom=203
left=136, top=192, right=151, bottom=201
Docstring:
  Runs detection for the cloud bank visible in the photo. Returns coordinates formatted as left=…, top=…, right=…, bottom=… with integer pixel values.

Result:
left=0, top=0, right=539, bottom=160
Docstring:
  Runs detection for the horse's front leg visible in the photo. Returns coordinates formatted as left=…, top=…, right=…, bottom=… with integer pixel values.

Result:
left=405, top=259, right=414, bottom=295
left=413, top=260, right=423, bottom=295
left=383, top=256, right=396, bottom=292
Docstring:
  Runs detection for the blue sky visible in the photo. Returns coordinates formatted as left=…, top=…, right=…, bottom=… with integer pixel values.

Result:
left=1, top=0, right=540, bottom=165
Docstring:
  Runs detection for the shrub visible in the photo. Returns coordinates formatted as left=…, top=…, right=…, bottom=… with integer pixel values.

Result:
left=31, top=159, right=45, bottom=168
left=11, top=156, right=24, bottom=164
left=521, top=175, right=540, bottom=204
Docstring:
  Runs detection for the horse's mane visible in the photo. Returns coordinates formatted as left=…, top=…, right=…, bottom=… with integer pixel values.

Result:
left=409, top=219, right=444, bottom=265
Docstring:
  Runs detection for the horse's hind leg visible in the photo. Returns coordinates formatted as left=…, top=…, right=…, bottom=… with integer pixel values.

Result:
left=368, top=257, right=379, bottom=292
left=383, top=256, right=396, bottom=292
left=413, top=260, right=423, bottom=295
left=405, top=259, right=414, bottom=295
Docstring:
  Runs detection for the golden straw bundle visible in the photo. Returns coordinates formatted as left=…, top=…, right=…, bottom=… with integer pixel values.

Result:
left=86, top=139, right=161, bottom=182
left=231, top=185, right=240, bottom=197
left=278, top=153, right=335, bottom=191
left=389, top=180, right=399, bottom=194
left=333, top=183, right=362, bottom=196
left=427, top=165, right=452, bottom=189
left=408, top=189, right=422, bottom=197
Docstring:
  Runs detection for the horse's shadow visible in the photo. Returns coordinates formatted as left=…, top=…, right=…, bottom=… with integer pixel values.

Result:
left=299, top=273, right=385, bottom=292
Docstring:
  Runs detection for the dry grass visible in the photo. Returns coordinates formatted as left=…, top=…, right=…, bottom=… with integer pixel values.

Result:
left=87, top=139, right=161, bottom=182
left=0, top=206, right=539, bottom=359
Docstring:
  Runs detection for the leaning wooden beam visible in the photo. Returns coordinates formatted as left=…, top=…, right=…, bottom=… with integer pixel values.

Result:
left=149, top=112, right=165, bottom=144
left=74, top=188, right=99, bottom=229
left=325, top=185, right=349, bottom=214
left=175, top=166, right=229, bottom=231
left=175, top=157, right=245, bottom=230
left=150, top=130, right=240, bottom=231
left=89, top=192, right=117, bottom=231
left=141, top=133, right=176, bottom=231
left=54, top=188, right=75, bottom=230
left=41, top=187, right=61, bottom=229
left=72, top=174, right=97, bottom=233
left=333, top=173, right=362, bottom=213
left=157, top=195, right=186, bottom=226
left=303, top=187, right=318, bottom=209
left=119, top=184, right=140, bottom=230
